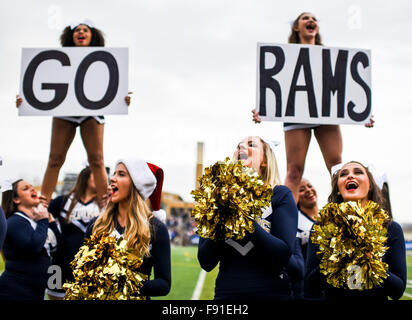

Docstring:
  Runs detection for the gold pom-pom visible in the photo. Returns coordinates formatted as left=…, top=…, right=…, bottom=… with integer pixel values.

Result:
left=63, top=232, right=148, bottom=300
left=190, top=157, right=273, bottom=241
left=311, top=200, right=389, bottom=290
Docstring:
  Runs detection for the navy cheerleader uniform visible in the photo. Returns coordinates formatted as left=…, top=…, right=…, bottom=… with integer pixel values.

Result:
left=296, top=208, right=317, bottom=260
left=289, top=208, right=319, bottom=299
left=46, top=194, right=101, bottom=298
left=305, top=221, right=407, bottom=300
left=287, top=237, right=305, bottom=299
left=197, top=185, right=298, bottom=300
left=0, top=211, right=60, bottom=300
left=85, top=214, right=171, bottom=298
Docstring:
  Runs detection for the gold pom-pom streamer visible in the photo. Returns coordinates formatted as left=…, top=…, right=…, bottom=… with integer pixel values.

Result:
left=311, top=200, right=389, bottom=290
left=190, top=157, right=273, bottom=241
left=63, top=232, right=148, bottom=300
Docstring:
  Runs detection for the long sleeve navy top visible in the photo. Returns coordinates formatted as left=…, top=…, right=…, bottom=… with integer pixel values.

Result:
left=197, top=185, right=298, bottom=300
left=305, top=220, right=407, bottom=300
left=1, top=212, right=61, bottom=287
left=85, top=215, right=171, bottom=297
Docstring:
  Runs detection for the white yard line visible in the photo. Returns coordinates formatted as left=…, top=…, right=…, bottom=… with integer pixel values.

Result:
left=191, top=269, right=207, bottom=300
left=403, top=292, right=412, bottom=299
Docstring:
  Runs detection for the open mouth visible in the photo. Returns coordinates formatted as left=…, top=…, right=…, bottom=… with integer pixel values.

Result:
left=238, top=153, right=248, bottom=160
left=111, top=186, right=119, bottom=194
left=307, top=193, right=316, bottom=200
left=345, top=181, right=358, bottom=191
left=306, top=23, right=316, bottom=31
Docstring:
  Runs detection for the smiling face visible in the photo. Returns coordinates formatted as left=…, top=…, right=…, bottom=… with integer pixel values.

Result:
left=293, top=12, right=319, bottom=44
left=233, top=136, right=266, bottom=175
left=72, top=24, right=92, bottom=46
left=298, top=178, right=317, bottom=209
left=13, top=180, right=40, bottom=208
left=110, top=163, right=132, bottom=204
left=337, top=162, right=371, bottom=206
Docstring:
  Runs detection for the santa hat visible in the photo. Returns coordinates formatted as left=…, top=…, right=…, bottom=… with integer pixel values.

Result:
left=115, top=158, right=166, bottom=223
left=146, top=163, right=167, bottom=223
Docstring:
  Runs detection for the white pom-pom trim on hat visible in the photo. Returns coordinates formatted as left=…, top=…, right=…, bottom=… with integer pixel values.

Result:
left=153, top=209, right=167, bottom=224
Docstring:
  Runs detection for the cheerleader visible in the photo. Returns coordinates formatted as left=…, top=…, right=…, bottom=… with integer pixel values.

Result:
left=46, top=166, right=100, bottom=300
left=197, top=136, right=298, bottom=300
left=297, top=178, right=319, bottom=260
left=16, top=19, right=131, bottom=207
left=0, top=179, right=61, bottom=300
left=295, top=178, right=322, bottom=299
left=85, top=158, right=171, bottom=298
left=305, top=161, right=407, bottom=300
left=252, top=12, right=374, bottom=203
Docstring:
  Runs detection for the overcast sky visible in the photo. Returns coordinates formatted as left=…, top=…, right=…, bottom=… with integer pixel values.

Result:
left=1, top=0, right=411, bottom=224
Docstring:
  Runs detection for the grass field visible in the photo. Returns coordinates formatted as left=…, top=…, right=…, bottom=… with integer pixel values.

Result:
left=0, top=248, right=411, bottom=300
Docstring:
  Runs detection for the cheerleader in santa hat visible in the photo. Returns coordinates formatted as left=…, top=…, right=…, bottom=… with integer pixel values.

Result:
left=85, top=158, right=171, bottom=298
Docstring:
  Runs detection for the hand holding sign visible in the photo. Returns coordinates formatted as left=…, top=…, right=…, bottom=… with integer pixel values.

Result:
left=251, top=109, right=261, bottom=123
left=16, top=95, right=23, bottom=108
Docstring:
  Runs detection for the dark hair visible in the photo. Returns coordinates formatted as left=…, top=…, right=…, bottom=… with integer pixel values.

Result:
left=65, top=167, right=94, bottom=221
left=60, top=24, right=105, bottom=47
left=381, top=182, right=392, bottom=217
left=288, top=12, right=323, bottom=45
left=1, top=179, right=23, bottom=218
left=328, top=161, right=392, bottom=223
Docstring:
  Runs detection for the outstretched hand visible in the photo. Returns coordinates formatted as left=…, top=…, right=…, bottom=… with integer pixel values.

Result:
left=364, top=115, right=375, bottom=128
left=252, top=109, right=262, bottom=123
left=125, top=92, right=133, bottom=106
left=16, top=95, right=22, bottom=108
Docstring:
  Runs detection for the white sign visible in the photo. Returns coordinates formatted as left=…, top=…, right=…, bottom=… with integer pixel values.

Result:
left=19, top=47, right=128, bottom=116
left=256, top=43, right=371, bottom=125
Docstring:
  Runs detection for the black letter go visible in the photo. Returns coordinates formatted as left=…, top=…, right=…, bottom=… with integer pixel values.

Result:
left=23, top=50, right=70, bottom=110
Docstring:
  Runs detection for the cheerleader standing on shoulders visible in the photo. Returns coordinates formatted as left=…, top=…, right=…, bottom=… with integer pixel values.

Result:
left=305, top=161, right=407, bottom=300
left=16, top=19, right=131, bottom=208
left=197, top=136, right=298, bottom=300
left=252, top=12, right=374, bottom=203
left=0, top=179, right=61, bottom=300
left=85, top=158, right=171, bottom=298
left=46, top=166, right=101, bottom=300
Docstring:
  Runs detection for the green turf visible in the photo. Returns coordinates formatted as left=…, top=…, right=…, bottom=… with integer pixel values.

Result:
left=153, top=245, right=202, bottom=300
left=401, top=255, right=412, bottom=300
left=199, top=265, right=219, bottom=300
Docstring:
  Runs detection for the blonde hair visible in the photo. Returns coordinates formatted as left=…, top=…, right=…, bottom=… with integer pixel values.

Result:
left=92, top=186, right=153, bottom=257
left=233, top=136, right=282, bottom=188
left=260, top=138, right=282, bottom=188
